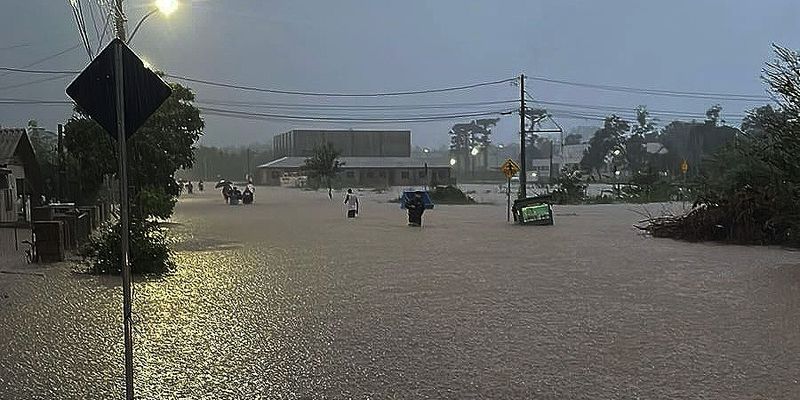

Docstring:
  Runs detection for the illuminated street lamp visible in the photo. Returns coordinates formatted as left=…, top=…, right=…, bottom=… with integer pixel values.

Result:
left=470, top=147, right=480, bottom=156
left=128, top=0, right=179, bottom=44
left=450, top=158, right=457, bottom=166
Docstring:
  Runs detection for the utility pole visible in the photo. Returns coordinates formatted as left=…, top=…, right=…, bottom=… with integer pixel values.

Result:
left=519, top=73, right=527, bottom=199
left=113, top=1, right=135, bottom=399
left=57, top=124, right=64, bottom=201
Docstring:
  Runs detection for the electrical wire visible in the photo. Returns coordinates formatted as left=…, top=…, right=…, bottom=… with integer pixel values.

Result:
left=196, top=98, right=519, bottom=110
left=0, top=67, right=79, bottom=74
left=527, top=75, right=770, bottom=101
left=0, top=75, right=71, bottom=91
left=166, top=74, right=518, bottom=97
left=199, top=106, right=515, bottom=123
left=0, top=43, right=82, bottom=78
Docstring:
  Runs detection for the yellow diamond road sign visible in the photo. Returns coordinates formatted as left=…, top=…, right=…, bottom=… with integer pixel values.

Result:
left=501, top=158, right=520, bottom=178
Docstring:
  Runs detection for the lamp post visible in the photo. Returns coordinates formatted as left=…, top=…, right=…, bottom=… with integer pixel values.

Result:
left=127, top=0, right=179, bottom=44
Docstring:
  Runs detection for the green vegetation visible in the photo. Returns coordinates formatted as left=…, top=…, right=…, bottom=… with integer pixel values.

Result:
left=65, top=79, right=204, bottom=273
left=429, top=185, right=476, bottom=204
left=640, top=45, right=800, bottom=246
left=302, top=143, right=342, bottom=199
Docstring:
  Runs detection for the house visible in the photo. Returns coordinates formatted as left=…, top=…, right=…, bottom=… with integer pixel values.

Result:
left=258, top=129, right=452, bottom=187
left=0, top=128, right=43, bottom=217
left=258, top=156, right=451, bottom=187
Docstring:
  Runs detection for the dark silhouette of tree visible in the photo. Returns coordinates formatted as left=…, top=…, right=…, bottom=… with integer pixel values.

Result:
left=303, top=142, right=342, bottom=199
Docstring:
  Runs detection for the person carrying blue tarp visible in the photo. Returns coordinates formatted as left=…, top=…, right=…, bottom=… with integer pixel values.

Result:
left=404, top=190, right=426, bottom=227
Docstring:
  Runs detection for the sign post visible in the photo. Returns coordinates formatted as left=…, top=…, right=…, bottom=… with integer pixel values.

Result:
left=501, top=158, right=521, bottom=222
left=67, top=38, right=171, bottom=400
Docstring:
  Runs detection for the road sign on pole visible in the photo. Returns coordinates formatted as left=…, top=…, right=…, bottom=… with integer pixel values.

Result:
left=500, top=159, right=520, bottom=221
left=66, top=38, right=171, bottom=400
left=501, top=158, right=521, bottom=179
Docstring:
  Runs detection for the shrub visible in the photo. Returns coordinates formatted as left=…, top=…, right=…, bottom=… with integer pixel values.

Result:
left=429, top=185, right=476, bottom=204
left=80, top=220, right=175, bottom=275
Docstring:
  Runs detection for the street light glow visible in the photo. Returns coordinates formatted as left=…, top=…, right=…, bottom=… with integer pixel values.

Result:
left=471, top=147, right=480, bottom=156
left=155, top=0, right=178, bottom=16
left=450, top=158, right=457, bottom=166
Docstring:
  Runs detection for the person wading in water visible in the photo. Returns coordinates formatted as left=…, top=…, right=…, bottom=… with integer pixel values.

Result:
left=344, top=188, right=359, bottom=218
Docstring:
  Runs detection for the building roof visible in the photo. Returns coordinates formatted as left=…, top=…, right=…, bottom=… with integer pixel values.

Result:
left=258, top=156, right=450, bottom=169
left=0, top=128, right=26, bottom=164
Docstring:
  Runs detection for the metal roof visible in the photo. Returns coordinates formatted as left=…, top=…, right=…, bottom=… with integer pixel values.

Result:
left=258, top=156, right=450, bottom=169
left=0, top=128, right=25, bottom=164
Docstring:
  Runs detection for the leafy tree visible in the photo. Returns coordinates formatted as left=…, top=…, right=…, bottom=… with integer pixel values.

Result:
left=642, top=45, right=800, bottom=246
left=303, top=142, right=342, bottom=199
left=580, top=115, right=629, bottom=179
left=705, top=104, right=724, bottom=126
left=66, top=79, right=204, bottom=274
left=65, top=81, right=203, bottom=219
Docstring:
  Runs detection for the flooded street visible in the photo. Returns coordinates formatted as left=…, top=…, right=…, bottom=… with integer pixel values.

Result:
left=1, top=187, right=799, bottom=399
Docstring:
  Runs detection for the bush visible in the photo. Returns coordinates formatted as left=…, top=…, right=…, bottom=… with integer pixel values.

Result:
left=551, top=166, right=587, bottom=204
left=80, top=220, right=175, bottom=275
left=429, top=185, right=476, bottom=204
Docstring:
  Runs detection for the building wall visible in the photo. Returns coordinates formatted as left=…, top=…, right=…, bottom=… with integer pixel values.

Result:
left=257, top=166, right=451, bottom=188
left=0, top=170, right=17, bottom=222
left=272, top=130, right=412, bottom=158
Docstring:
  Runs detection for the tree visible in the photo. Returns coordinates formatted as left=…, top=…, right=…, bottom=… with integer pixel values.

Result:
left=303, top=142, right=342, bottom=199
left=65, top=79, right=204, bottom=273
left=473, top=118, right=500, bottom=170
left=641, top=45, right=800, bottom=246
left=580, top=115, right=629, bottom=179
left=705, top=104, right=723, bottom=126
left=65, top=80, right=203, bottom=219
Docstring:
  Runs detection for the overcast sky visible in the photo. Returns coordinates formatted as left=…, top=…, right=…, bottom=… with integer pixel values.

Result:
left=1, top=0, right=799, bottom=149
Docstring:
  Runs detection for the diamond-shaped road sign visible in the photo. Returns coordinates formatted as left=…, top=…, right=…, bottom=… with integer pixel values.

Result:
left=66, top=38, right=171, bottom=140
left=501, top=158, right=521, bottom=178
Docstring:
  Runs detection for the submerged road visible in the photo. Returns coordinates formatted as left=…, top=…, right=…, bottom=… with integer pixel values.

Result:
left=1, top=187, right=798, bottom=399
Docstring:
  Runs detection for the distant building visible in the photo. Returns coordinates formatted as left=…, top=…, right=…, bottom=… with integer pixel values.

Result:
left=0, top=128, right=43, bottom=221
left=273, top=129, right=411, bottom=158
left=258, top=156, right=451, bottom=187
left=258, top=129, right=451, bottom=187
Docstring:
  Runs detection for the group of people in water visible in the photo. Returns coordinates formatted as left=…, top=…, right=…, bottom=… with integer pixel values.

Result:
left=222, top=181, right=255, bottom=205
left=343, top=188, right=428, bottom=227
left=179, top=180, right=204, bottom=195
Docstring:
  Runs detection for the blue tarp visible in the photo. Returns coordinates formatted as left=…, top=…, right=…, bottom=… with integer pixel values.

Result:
left=400, top=191, right=434, bottom=210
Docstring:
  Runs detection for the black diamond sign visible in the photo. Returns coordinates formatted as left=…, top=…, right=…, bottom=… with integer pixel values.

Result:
left=66, top=38, right=171, bottom=140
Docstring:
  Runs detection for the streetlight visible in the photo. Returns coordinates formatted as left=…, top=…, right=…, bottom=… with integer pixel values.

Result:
left=450, top=158, right=457, bottom=166
left=128, top=0, right=179, bottom=44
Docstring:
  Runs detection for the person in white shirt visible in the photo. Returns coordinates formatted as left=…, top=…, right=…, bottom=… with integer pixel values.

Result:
left=343, top=189, right=359, bottom=218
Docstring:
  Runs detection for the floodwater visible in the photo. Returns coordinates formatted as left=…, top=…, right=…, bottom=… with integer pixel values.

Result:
left=1, top=187, right=799, bottom=399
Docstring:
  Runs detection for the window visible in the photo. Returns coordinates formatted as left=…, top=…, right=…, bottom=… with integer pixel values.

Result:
left=439, top=171, right=447, bottom=179
left=419, top=171, right=426, bottom=178
left=379, top=171, right=386, bottom=178
left=401, top=171, right=410, bottom=179
left=367, top=171, right=375, bottom=178
left=272, top=171, right=280, bottom=179
left=346, top=171, right=355, bottom=178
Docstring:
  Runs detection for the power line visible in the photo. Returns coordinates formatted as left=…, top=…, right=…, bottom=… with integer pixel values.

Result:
left=0, top=66, right=79, bottom=74
left=199, top=105, right=515, bottom=122
left=196, top=98, right=518, bottom=110
left=0, top=75, right=71, bottom=91
left=166, top=74, right=518, bottom=97
left=0, top=44, right=82, bottom=78
left=528, top=75, right=770, bottom=101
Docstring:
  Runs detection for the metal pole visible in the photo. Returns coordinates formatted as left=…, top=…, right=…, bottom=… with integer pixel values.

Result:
left=519, top=74, right=526, bottom=199
left=507, top=177, right=511, bottom=222
left=114, top=1, right=135, bottom=398
left=57, top=124, right=64, bottom=202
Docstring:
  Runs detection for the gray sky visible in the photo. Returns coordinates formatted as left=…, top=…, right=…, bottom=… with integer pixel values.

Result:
left=1, top=0, right=799, bottom=149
